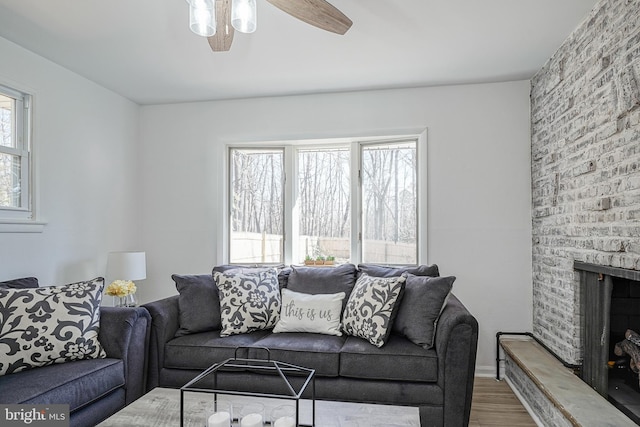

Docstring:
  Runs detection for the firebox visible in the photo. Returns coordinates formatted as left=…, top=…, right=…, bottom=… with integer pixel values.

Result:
left=576, top=261, right=640, bottom=424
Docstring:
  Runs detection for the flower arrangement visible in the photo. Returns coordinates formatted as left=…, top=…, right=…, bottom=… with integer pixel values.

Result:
left=105, top=280, right=137, bottom=297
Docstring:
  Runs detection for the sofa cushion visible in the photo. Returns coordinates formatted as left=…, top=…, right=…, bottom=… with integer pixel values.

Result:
left=214, top=269, right=281, bottom=336
left=0, top=277, right=39, bottom=289
left=273, top=289, right=345, bottom=336
left=392, top=275, right=455, bottom=349
left=286, top=264, right=357, bottom=310
left=0, top=278, right=106, bottom=376
left=0, top=358, right=124, bottom=411
left=340, top=335, right=438, bottom=382
left=164, top=330, right=271, bottom=370
left=358, top=263, right=440, bottom=278
left=250, top=333, right=346, bottom=377
left=173, top=274, right=221, bottom=337
left=342, top=273, right=406, bottom=348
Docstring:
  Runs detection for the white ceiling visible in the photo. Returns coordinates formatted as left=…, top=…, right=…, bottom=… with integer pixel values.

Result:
left=0, top=0, right=598, bottom=105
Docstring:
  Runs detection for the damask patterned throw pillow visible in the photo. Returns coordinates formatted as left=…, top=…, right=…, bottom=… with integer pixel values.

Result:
left=0, top=277, right=106, bottom=376
left=214, top=269, right=281, bottom=337
left=342, top=273, right=406, bottom=347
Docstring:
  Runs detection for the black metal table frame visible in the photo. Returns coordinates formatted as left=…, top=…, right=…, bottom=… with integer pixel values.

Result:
left=180, top=347, right=316, bottom=427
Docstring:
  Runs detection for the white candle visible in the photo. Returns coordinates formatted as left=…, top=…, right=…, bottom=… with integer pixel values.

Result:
left=207, top=411, right=231, bottom=427
left=273, top=416, right=296, bottom=427
left=240, top=413, right=263, bottom=427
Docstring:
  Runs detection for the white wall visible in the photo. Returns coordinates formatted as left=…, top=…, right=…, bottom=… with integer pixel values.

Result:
left=139, top=81, right=533, bottom=373
left=0, top=36, right=141, bottom=286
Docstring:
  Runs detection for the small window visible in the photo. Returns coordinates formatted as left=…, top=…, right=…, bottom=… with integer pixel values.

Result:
left=0, top=84, right=32, bottom=221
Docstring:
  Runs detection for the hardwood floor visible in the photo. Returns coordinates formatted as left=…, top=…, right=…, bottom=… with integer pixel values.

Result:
left=469, top=377, right=537, bottom=427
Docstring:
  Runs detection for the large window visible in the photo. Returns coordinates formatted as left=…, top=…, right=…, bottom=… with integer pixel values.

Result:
left=228, top=136, right=422, bottom=265
left=0, top=84, right=32, bottom=221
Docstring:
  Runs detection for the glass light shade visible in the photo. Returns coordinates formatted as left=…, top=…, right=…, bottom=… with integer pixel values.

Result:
left=231, top=0, right=257, bottom=34
left=188, top=0, right=216, bottom=37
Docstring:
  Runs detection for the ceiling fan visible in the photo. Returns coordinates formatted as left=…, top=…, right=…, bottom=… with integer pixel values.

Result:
left=187, top=0, right=353, bottom=52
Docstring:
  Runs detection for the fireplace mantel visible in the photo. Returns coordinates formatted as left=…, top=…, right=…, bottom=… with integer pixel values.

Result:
left=574, top=261, right=640, bottom=281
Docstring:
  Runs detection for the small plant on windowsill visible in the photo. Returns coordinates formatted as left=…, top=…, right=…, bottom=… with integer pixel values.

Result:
left=304, top=255, right=315, bottom=266
left=325, top=256, right=335, bottom=265
left=315, top=256, right=325, bottom=265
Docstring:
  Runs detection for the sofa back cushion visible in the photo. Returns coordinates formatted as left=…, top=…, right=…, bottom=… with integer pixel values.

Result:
left=173, top=274, right=221, bottom=337
left=287, top=264, right=357, bottom=310
left=357, top=263, right=439, bottom=278
left=0, top=277, right=106, bottom=376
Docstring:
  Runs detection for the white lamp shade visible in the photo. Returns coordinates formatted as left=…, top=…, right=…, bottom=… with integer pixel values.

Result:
left=107, top=251, right=147, bottom=281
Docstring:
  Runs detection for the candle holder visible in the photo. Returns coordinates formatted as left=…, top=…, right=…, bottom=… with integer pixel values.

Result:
left=235, top=402, right=264, bottom=427
left=270, top=404, right=296, bottom=427
left=205, top=401, right=233, bottom=427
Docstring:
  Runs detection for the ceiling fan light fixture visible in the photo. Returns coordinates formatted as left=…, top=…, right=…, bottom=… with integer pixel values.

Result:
left=231, top=0, right=257, bottom=34
left=188, top=0, right=216, bottom=37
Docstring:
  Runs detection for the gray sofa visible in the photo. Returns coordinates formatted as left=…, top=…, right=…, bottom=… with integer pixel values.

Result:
left=144, top=264, right=478, bottom=427
left=0, top=277, right=151, bottom=427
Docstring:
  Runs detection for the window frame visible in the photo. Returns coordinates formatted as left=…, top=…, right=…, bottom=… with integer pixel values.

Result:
left=0, top=83, right=33, bottom=223
left=223, top=130, right=428, bottom=266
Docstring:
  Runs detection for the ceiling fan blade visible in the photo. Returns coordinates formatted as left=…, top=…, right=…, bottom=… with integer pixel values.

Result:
left=208, top=0, right=234, bottom=52
left=266, top=0, right=352, bottom=35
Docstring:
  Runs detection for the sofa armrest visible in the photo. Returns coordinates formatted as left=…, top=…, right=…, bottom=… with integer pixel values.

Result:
left=99, top=306, right=151, bottom=404
left=432, top=294, right=478, bottom=427
left=142, top=295, right=180, bottom=390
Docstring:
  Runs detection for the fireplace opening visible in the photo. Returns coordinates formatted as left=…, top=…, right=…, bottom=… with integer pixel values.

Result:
left=577, top=262, right=640, bottom=425
left=609, top=276, right=640, bottom=423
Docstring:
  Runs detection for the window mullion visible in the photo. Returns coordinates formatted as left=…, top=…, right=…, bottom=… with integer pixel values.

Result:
left=350, top=141, right=362, bottom=265
left=283, top=145, right=296, bottom=265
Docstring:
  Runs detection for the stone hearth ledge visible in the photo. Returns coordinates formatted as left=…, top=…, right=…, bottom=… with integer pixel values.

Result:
left=501, top=337, right=636, bottom=427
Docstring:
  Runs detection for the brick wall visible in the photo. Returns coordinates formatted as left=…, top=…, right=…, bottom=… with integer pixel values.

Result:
left=531, top=0, right=640, bottom=365
left=505, top=355, right=572, bottom=427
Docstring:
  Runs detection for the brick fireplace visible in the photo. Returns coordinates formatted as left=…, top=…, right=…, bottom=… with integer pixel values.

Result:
left=531, top=0, right=640, bottom=368
left=519, top=0, right=640, bottom=422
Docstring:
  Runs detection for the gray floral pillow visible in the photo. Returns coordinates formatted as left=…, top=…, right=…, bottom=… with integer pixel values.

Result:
left=342, top=273, right=406, bottom=347
left=0, top=277, right=106, bottom=376
left=214, top=269, right=281, bottom=337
